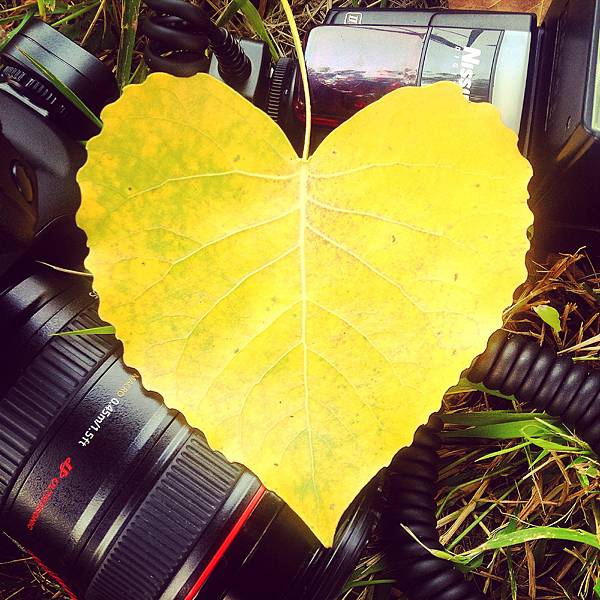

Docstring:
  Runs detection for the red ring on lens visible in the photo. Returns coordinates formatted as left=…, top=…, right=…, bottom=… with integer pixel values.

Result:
left=184, top=484, right=267, bottom=600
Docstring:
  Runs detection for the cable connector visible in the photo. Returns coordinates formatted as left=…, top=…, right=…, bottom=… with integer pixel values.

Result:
left=143, top=0, right=253, bottom=86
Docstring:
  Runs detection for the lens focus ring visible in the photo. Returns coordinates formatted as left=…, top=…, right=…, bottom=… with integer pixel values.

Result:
left=86, top=431, right=242, bottom=600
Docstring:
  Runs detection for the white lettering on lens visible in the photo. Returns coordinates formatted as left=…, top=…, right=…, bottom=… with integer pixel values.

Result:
left=77, top=374, right=137, bottom=448
left=78, top=397, right=120, bottom=447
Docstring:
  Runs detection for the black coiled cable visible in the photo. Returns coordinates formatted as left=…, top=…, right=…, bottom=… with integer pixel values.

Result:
left=143, top=0, right=251, bottom=82
left=469, top=330, right=600, bottom=453
left=386, top=331, right=600, bottom=599
left=384, top=416, right=485, bottom=600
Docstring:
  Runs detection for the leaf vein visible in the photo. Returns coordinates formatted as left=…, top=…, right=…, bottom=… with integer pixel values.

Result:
left=306, top=223, right=426, bottom=312
left=174, top=245, right=299, bottom=393
left=308, top=198, right=464, bottom=247
left=240, top=342, right=302, bottom=450
left=130, top=170, right=298, bottom=198
left=203, top=302, right=302, bottom=403
left=299, top=164, right=319, bottom=509
left=176, top=84, right=296, bottom=164
left=130, top=211, right=298, bottom=304
left=308, top=300, right=395, bottom=364
left=308, top=348, right=385, bottom=433
left=124, top=115, right=231, bottom=157
left=255, top=409, right=305, bottom=455
left=310, top=160, right=511, bottom=180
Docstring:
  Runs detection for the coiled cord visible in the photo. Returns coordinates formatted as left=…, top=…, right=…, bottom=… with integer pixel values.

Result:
left=469, top=331, right=600, bottom=453
left=383, top=416, right=485, bottom=600
left=387, top=331, right=600, bottom=599
left=143, top=0, right=251, bottom=82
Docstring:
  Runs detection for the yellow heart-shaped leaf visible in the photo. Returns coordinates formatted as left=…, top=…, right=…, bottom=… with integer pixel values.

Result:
left=77, top=73, right=532, bottom=545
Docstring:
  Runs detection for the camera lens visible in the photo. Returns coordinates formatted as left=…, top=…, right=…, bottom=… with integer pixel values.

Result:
left=0, top=20, right=118, bottom=140
left=0, top=265, right=378, bottom=600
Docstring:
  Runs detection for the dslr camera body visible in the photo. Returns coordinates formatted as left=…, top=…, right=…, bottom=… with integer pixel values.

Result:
left=1, top=0, right=600, bottom=599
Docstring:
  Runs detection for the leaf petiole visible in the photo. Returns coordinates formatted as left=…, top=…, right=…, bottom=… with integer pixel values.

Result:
left=279, top=0, right=311, bottom=160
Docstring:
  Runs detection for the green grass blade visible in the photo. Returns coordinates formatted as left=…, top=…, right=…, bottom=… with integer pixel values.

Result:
left=36, top=0, right=46, bottom=20
left=443, top=410, right=554, bottom=426
left=216, top=0, right=279, bottom=59
left=363, top=579, right=395, bottom=587
left=437, top=463, right=519, bottom=516
left=51, top=0, right=101, bottom=28
left=52, top=326, right=116, bottom=336
left=448, top=378, right=517, bottom=401
left=116, top=0, right=142, bottom=89
left=464, top=526, right=600, bottom=556
left=524, top=434, right=590, bottom=454
left=216, top=0, right=246, bottom=26
left=446, top=486, right=516, bottom=551
left=0, top=11, right=34, bottom=51
left=237, top=2, right=279, bottom=60
left=0, top=6, right=75, bottom=23
left=129, top=59, right=149, bottom=84
left=344, top=579, right=395, bottom=590
left=443, top=420, right=554, bottom=440
left=476, top=440, right=532, bottom=461
left=19, top=49, right=103, bottom=129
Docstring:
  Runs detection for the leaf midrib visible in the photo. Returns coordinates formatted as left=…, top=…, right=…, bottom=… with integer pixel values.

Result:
left=298, top=161, right=319, bottom=504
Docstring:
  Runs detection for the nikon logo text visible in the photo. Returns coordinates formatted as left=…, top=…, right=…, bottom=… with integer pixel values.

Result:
left=459, top=46, right=481, bottom=100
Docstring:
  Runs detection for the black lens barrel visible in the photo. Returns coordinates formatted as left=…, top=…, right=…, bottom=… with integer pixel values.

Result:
left=0, top=268, right=103, bottom=501
left=84, top=426, right=249, bottom=599
left=1, top=267, right=373, bottom=600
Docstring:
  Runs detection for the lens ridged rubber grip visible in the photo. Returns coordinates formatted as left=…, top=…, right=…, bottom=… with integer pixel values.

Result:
left=0, top=307, right=114, bottom=502
left=266, top=57, right=293, bottom=123
left=0, top=65, right=67, bottom=118
left=86, top=432, right=243, bottom=600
